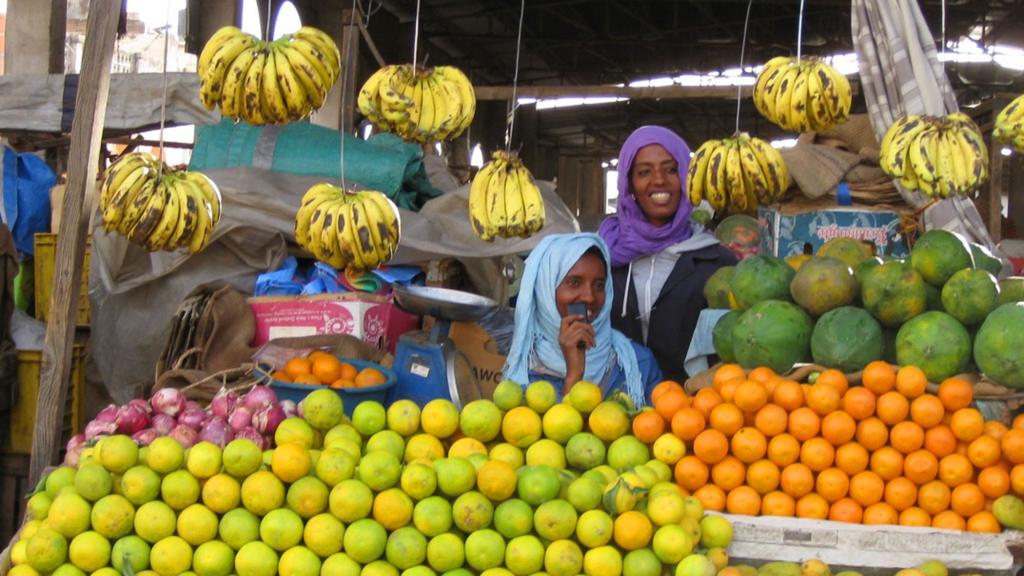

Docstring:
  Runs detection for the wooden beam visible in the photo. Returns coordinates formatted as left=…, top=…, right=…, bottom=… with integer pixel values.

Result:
left=475, top=84, right=755, bottom=100
left=30, top=0, right=121, bottom=485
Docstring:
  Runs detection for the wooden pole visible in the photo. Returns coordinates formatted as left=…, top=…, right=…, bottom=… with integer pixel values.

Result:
left=29, top=0, right=121, bottom=484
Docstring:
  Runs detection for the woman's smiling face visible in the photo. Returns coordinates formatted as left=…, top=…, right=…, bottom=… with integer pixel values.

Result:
left=630, top=143, right=682, bottom=227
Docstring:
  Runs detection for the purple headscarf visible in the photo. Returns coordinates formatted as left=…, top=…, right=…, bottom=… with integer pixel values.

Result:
left=598, top=125, right=694, bottom=267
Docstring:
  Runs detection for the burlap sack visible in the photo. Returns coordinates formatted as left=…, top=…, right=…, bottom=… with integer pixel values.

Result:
left=196, top=285, right=257, bottom=373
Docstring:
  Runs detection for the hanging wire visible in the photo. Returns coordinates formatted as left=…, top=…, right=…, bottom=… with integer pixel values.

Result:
left=340, top=0, right=360, bottom=191
left=412, top=0, right=422, bottom=70
left=504, top=0, right=527, bottom=154
left=264, top=0, right=273, bottom=41
left=156, top=1, right=172, bottom=179
left=941, top=0, right=947, bottom=55
left=795, top=0, right=806, bottom=61
left=734, top=0, right=756, bottom=134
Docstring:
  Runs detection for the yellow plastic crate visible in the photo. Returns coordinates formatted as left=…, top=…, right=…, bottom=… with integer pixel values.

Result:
left=34, top=233, right=91, bottom=327
left=8, top=345, right=85, bottom=454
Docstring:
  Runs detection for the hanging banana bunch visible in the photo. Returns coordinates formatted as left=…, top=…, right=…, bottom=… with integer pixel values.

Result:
left=994, top=93, right=1024, bottom=153
left=879, top=112, right=988, bottom=199
left=294, top=185, right=401, bottom=272
left=753, top=56, right=852, bottom=133
left=686, top=133, right=791, bottom=214
left=358, top=64, right=476, bottom=143
left=198, top=26, right=342, bottom=125
left=468, top=151, right=545, bottom=242
left=99, top=152, right=222, bottom=253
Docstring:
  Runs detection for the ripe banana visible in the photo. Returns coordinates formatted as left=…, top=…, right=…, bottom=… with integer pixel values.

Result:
left=881, top=113, right=988, bottom=198
left=294, top=185, right=402, bottom=272
left=466, top=151, right=545, bottom=241
left=358, top=64, right=477, bottom=144
left=753, top=56, right=851, bottom=133
left=994, top=94, right=1024, bottom=150
left=685, top=134, right=790, bottom=214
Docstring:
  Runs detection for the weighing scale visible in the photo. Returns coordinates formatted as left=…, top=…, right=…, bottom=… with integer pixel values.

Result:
left=391, top=285, right=498, bottom=408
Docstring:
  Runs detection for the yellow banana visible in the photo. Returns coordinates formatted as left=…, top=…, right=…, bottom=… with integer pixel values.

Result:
left=261, top=50, right=288, bottom=124
left=952, top=125, right=987, bottom=191
left=294, top=27, right=341, bottom=82
left=349, top=201, right=380, bottom=270
left=145, top=176, right=183, bottom=251
left=379, top=66, right=414, bottom=125
left=359, top=66, right=392, bottom=124
left=363, top=191, right=401, bottom=247
left=272, top=46, right=310, bottom=119
left=117, top=178, right=158, bottom=236
left=788, top=69, right=811, bottom=133
left=336, top=201, right=365, bottom=271
left=200, top=34, right=258, bottom=110
left=286, top=36, right=334, bottom=89
left=435, top=66, right=476, bottom=136
left=881, top=115, right=931, bottom=178
left=242, top=49, right=268, bottom=125
left=219, top=47, right=257, bottom=119
left=295, top=184, right=340, bottom=246
left=738, top=139, right=769, bottom=205
left=705, top=143, right=729, bottom=211
left=188, top=182, right=214, bottom=254
left=516, top=164, right=545, bottom=236
left=753, top=58, right=791, bottom=119
left=100, top=153, right=153, bottom=208
left=748, top=138, right=788, bottom=202
left=909, top=127, right=939, bottom=185
left=182, top=171, right=222, bottom=226
left=164, top=177, right=195, bottom=250
left=317, top=200, right=344, bottom=266
left=724, top=141, right=747, bottom=212
left=486, top=159, right=510, bottom=237
left=503, top=162, right=527, bottom=237
left=686, top=142, right=714, bottom=207
left=358, top=195, right=394, bottom=265
left=198, top=26, right=247, bottom=77
left=304, top=196, right=334, bottom=257
left=128, top=178, right=169, bottom=246
left=429, top=74, right=460, bottom=140
left=773, top=65, right=800, bottom=131
left=469, top=161, right=498, bottom=241
left=280, top=43, right=327, bottom=110
left=804, top=65, right=830, bottom=131
left=101, top=165, right=150, bottom=231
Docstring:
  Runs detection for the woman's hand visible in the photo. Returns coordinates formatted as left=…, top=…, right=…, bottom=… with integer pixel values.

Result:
left=559, top=314, right=594, bottom=393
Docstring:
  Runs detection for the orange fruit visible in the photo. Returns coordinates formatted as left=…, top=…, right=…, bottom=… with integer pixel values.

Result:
left=860, top=500, right=901, bottom=522
left=693, top=429, right=729, bottom=464
left=899, top=506, right=932, bottom=527
left=816, top=467, right=850, bottom=503
left=855, top=417, right=890, bottom=451
left=951, top=482, right=986, bottom=517
left=815, top=369, right=849, bottom=396
left=746, top=459, right=781, bottom=495
left=1015, top=413, right=1024, bottom=430
left=950, top=408, right=985, bottom=442
left=842, top=387, right=876, bottom=421
left=966, top=510, right=1002, bottom=533
left=693, top=484, right=726, bottom=512
left=654, top=389, right=688, bottom=422
left=767, top=433, right=801, bottom=468
left=734, top=380, right=769, bottom=413
left=795, top=493, right=829, bottom=519
left=330, top=378, right=356, bottom=389
left=800, top=437, right=835, bottom=472
left=338, top=362, right=358, bottom=382
left=711, top=456, right=747, bottom=492
left=780, top=463, right=815, bottom=498
left=354, top=367, right=388, bottom=388
left=896, top=365, right=928, bottom=398
left=1012, top=464, right=1024, bottom=496
left=967, top=435, right=1002, bottom=469
left=923, top=425, right=958, bottom=458
left=651, top=380, right=684, bottom=405
left=725, top=485, right=762, bottom=515
left=903, top=450, right=939, bottom=485
left=835, top=442, right=870, bottom=476
left=931, top=510, right=966, bottom=531
left=883, top=477, right=918, bottom=511
left=731, top=427, right=768, bottom=464
left=978, top=466, right=1011, bottom=498
left=754, top=404, right=788, bottom=438
left=821, top=411, right=857, bottom=446
left=271, top=370, right=294, bottom=382
left=909, top=394, right=945, bottom=429
left=787, top=407, right=821, bottom=442
left=307, top=350, right=335, bottom=363
left=713, top=364, right=746, bottom=389
left=747, top=366, right=777, bottom=384
left=284, top=357, right=314, bottom=379
left=764, top=376, right=788, bottom=397
left=690, top=387, right=723, bottom=418
left=862, top=361, right=896, bottom=395
left=937, top=377, right=973, bottom=411
left=890, top=421, right=925, bottom=454
left=849, top=471, right=885, bottom=507
left=828, top=497, right=863, bottom=523
left=709, top=403, right=744, bottom=437
left=719, top=379, right=740, bottom=403
left=761, top=491, right=795, bottom=516
left=293, top=373, right=323, bottom=385
left=938, top=453, right=974, bottom=488
left=772, top=380, right=805, bottom=411
left=670, top=407, right=706, bottom=442
left=632, top=410, right=666, bottom=444
left=1001, top=429, right=1024, bottom=464
left=876, top=391, right=910, bottom=426
left=674, top=456, right=709, bottom=492
left=805, top=383, right=841, bottom=416
left=984, top=421, right=1008, bottom=441
left=917, top=480, right=951, bottom=515
left=870, top=447, right=905, bottom=481
left=311, top=355, right=345, bottom=385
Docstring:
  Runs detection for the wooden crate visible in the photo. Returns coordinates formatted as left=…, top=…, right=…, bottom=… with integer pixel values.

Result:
left=0, top=453, right=29, bottom=550
left=33, top=233, right=91, bottom=328
left=6, top=346, right=85, bottom=454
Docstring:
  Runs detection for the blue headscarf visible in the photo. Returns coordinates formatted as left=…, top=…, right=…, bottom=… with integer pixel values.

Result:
left=503, top=233, right=644, bottom=407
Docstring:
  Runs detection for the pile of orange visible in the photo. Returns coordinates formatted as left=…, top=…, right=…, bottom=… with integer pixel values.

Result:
left=633, top=361, right=1024, bottom=533
left=271, top=350, right=388, bottom=389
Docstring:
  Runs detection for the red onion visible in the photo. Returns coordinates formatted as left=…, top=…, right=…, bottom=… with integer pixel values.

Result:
left=280, top=399, right=298, bottom=418
left=128, top=398, right=152, bottom=414
left=252, top=403, right=286, bottom=435
left=243, top=386, right=277, bottom=410
left=199, top=417, right=234, bottom=447
left=132, top=428, right=160, bottom=446
left=64, top=445, right=84, bottom=467
left=169, top=424, right=198, bottom=448
left=85, top=419, right=117, bottom=440
left=228, top=406, right=253, bottom=431
left=185, top=400, right=203, bottom=412
left=211, top=388, right=239, bottom=419
left=234, top=427, right=266, bottom=450
left=66, top=433, right=86, bottom=454
left=150, top=388, right=186, bottom=417
left=151, top=413, right=176, bottom=434
left=177, top=407, right=207, bottom=430
left=95, top=404, right=119, bottom=423
left=115, top=404, right=151, bottom=434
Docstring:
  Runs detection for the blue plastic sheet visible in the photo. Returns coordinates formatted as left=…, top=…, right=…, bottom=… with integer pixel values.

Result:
left=2, top=146, right=56, bottom=256
left=254, top=257, right=424, bottom=297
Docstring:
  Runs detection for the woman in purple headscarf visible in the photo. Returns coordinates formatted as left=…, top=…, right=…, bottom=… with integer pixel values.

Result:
left=598, top=126, right=737, bottom=382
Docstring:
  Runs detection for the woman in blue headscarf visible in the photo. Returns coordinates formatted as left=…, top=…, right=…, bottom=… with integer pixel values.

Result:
left=503, top=233, right=662, bottom=407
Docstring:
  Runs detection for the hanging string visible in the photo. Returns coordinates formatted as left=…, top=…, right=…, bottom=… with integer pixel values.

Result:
left=411, top=0, right=422, bottom=70
left=795, top=0, right=806, bottom=61
left=156, top=1, right=172, bottom=179
left=734, top=0, right=755, bottom=134
left=340, top=0, right=360, bottom=191
left=940, top=0, right=947, bottom=55
left=504, top=0, right=527, bottom=154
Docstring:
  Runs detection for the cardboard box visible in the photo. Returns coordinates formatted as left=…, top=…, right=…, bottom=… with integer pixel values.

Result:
left=719, top=512, right=1024, bottom=574
left=758, top=198, right=912, bottom=259
left=248, top=293, right=419, bottom=353
left=448, top=321, right=507, bottom=400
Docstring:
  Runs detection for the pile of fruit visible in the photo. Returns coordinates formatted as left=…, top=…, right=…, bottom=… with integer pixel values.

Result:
left=294, top=184, right=402, bottom=272
left=752, top=57, right=852, bottom=133
left=9, top=380, right=745, bottom=576
left=270, top=351, right=389, bottom=389
left=878, top=113, right=989, bottom=199
left=705, top=232, right=1024, bottom=388
left=98, top=152, right=222, bottom=253
left=642, top=363, right=1024, bottom=532
left=686, top=133, right=791, bottom=215
left=198, top=26, right=341, bottom=124
left=468, top=151, right=546, bottom=242
left=358, top=64, right=476, bottom=144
